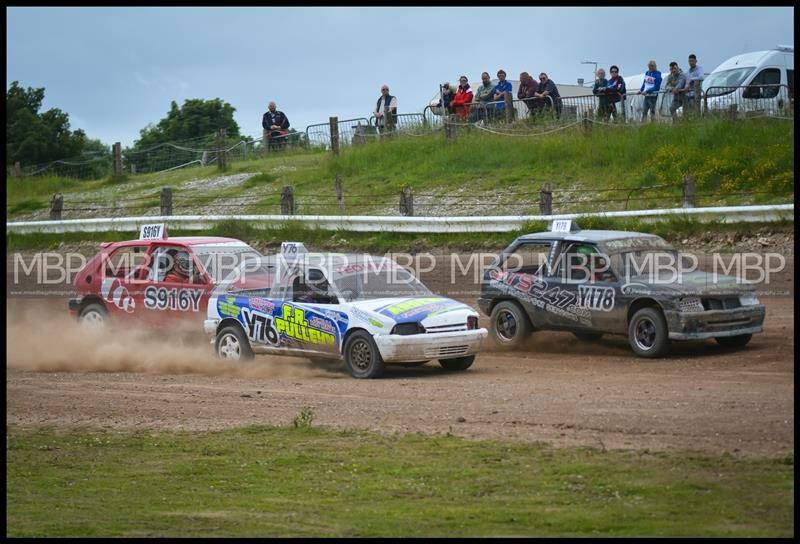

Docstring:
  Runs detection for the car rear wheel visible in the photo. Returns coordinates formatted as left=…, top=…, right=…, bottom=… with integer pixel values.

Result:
left=715, top=334, right=752, bottom=348
left=215, top=325, right=254, bottom=361
left=489, top=301, right=532, bottom=348
left=344, top=331, right=385, bottom=379
left=438, top=355, right=475, bottom=371
left=79, top=303, right=108, bottom=328
left=628, top=307, right=670, bottom=358
left=572, top=331, right=603, bottom=342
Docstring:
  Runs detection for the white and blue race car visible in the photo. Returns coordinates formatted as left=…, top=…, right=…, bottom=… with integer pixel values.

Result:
left=204, top=242, right=487, bottom=378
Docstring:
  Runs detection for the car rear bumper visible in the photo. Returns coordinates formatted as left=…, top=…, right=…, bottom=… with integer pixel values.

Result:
left=665, top=304, right=766, bottom=340
left=373, top=328, right=488, bottom=362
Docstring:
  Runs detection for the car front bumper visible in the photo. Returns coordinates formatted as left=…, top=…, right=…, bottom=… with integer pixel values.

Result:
left=665, top=304, right=766, bottom=340
left=373, top=328, right=488, bottom=363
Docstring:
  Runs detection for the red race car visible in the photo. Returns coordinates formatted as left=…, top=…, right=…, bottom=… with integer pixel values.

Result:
left=68, top=223, right=260, bottom=328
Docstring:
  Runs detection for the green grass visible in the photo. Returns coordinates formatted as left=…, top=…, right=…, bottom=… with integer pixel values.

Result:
left=6, top=424, right=793, bottom=537
left=6, top=218, right=794, bottom=253
left=6, top=118, right=793, bottom=220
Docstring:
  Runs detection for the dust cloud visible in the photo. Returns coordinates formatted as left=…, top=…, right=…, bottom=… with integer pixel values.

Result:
left=5, top=300, right=345, bottom=379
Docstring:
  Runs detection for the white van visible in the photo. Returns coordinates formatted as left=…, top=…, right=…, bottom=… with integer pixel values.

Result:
left=703, top=46, right=793, bottom=116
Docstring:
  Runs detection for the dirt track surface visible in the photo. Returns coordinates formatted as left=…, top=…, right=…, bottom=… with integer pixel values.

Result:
left=6, top=296, right=793, bottom=459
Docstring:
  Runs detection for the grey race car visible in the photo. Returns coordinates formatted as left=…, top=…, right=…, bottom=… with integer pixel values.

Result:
left=477, top=220, right=766, bottom=358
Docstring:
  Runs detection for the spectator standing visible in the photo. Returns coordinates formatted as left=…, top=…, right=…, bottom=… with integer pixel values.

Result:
left=471, top=72, right=495, bottom=122
left=592, top=68, right=611, bottom=120
left=436, top=82, right=455, bottom=115
left=262, top=101, right=290, bottom=150
left=638, top=60, right=662, bottom=122
left=450, top=76, right=474, bottom=120
left=374, top=85, right=398, bottom=134
left=685, top=54, right=705, bottom=114
left=517, top=72, right=539, bottom=117
left=535, top=73, right=562, bottom=118
left=663, top=61, right=687, bottom=120
left=492, top=69, right=513, bottom=120
left=606, top=65, right=627, bottom=121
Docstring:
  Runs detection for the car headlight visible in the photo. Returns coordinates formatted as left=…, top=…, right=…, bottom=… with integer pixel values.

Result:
left=391, top=322, right=426, bottom=335
left=739, top=295, right=760, bottom=306
left=676, top=296, right=704, bottom=313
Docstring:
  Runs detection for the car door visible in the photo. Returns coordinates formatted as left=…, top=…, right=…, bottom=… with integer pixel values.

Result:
left=140, top=244, right=212, bottom=327
left=487, top=240, right=557, bottom=329
left=547, top=241, right=622, bottom=333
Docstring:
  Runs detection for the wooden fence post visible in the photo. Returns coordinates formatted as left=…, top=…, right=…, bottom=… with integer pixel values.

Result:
left=335, top=173, right=345, bottom=212
left=216, top=129, right=227, bottom=171
left=728, top=103, right=738, bottom=120
left=131, top=164, right=136, bottom=175
left=329, top=117, right=339, bottom=155
left=160, top=187, right=173, bottom=216
left=112, top=142, right=123, bottom=180
left=201, top=151, right=208, bottom=166
left=539, top=183, right=552, bottom=215
left=504, top=91, right=514, bottom=123
left=14, top=161, right=21, bottom=177
left=444, top=116, right=457, bottom=141
left=399, top=187, right=414, bottom=216
left=50, top=193, right=63, bottom=220
left=281, top=186, right=295, bottom=215
left=683, top=175, right=695, bottom=208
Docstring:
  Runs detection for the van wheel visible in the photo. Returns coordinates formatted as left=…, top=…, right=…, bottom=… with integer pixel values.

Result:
left=489, top=301, right=532, bottom=348
left=628, top=307, right=670, bottom=358
left=215, top=326, right=254, bottom=361
left=79, top=303, right=108, bottom=328
left=344, top=331, right=385, bottom=379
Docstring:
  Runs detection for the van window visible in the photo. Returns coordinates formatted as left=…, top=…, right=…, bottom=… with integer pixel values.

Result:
left=702, top=67, right=755, bottom=96
left=745, top=68, right=782, bottom=99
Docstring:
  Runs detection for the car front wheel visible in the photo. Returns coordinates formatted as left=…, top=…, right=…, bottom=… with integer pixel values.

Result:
left=489, top=301, right=532, bottom=348
left=215, top=325, right=254, bottom=361
left=79, top=303, right=108, bottom=328
left=344, top=331, right=385, bottom=379
left=628, top=307, right=670, bottom=358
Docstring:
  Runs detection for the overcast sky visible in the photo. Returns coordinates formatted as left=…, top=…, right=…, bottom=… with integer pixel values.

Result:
left=6, top=6, right=794, bottom=149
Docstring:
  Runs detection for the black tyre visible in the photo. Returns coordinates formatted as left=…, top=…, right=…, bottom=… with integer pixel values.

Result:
left=572, top=331, right=604, bottom=342
left=627, top=307, right=670, bottom=358
left=438, top=355, right=475, bottom=371
left=715, top=334, right=752, bottom=348
left=215, top=325, right=254, bottom=361
left=344, top=330, right=385, bottom=379
left=79, top=302, right=108, bottom=328
left=489, top=301, right=533, bottom=348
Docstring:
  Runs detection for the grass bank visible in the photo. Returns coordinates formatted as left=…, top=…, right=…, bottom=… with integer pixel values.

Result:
left=6, top=218, right=794, bottom=253
left=6, top=424, right=793, bottom=537
left=6, top=118, right=793, bottom=220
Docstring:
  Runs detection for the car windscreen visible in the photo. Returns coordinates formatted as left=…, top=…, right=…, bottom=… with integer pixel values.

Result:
left=331, top=261, right=432, bottom=301
left=702, top=67, right=756, bottom=96
left=193, top=245, right=261, bottom=282
left=612, top=249, right=697, bottom=281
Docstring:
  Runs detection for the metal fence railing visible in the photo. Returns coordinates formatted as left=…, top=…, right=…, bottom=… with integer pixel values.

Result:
left=9, top=82, right=793, bottom=181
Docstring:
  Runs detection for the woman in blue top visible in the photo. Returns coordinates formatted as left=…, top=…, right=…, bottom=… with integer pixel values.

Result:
left=638, top=60, right=662, bottom=122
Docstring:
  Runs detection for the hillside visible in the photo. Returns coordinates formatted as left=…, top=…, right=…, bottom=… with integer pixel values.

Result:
left=6, top=117, right=794, bottom=221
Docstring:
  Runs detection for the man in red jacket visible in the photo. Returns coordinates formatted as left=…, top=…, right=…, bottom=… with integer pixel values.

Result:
left=450, top=76, right=474, bottom=120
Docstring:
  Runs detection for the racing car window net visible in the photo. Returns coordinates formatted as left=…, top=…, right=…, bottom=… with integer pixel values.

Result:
left=105, top=245, right=150, bottom=280
left=147, top=246, right=202, bottom=284
left=552, top=243, right=617, bottom=283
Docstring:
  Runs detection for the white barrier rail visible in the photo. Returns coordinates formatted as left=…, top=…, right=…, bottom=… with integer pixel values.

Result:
left=6, top=204, right=794, bottom=235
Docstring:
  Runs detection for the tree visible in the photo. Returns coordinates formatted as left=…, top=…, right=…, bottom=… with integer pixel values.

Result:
left=6, top=81, right=89, bottom=167
left=133, top=98, right=241, bottom=148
